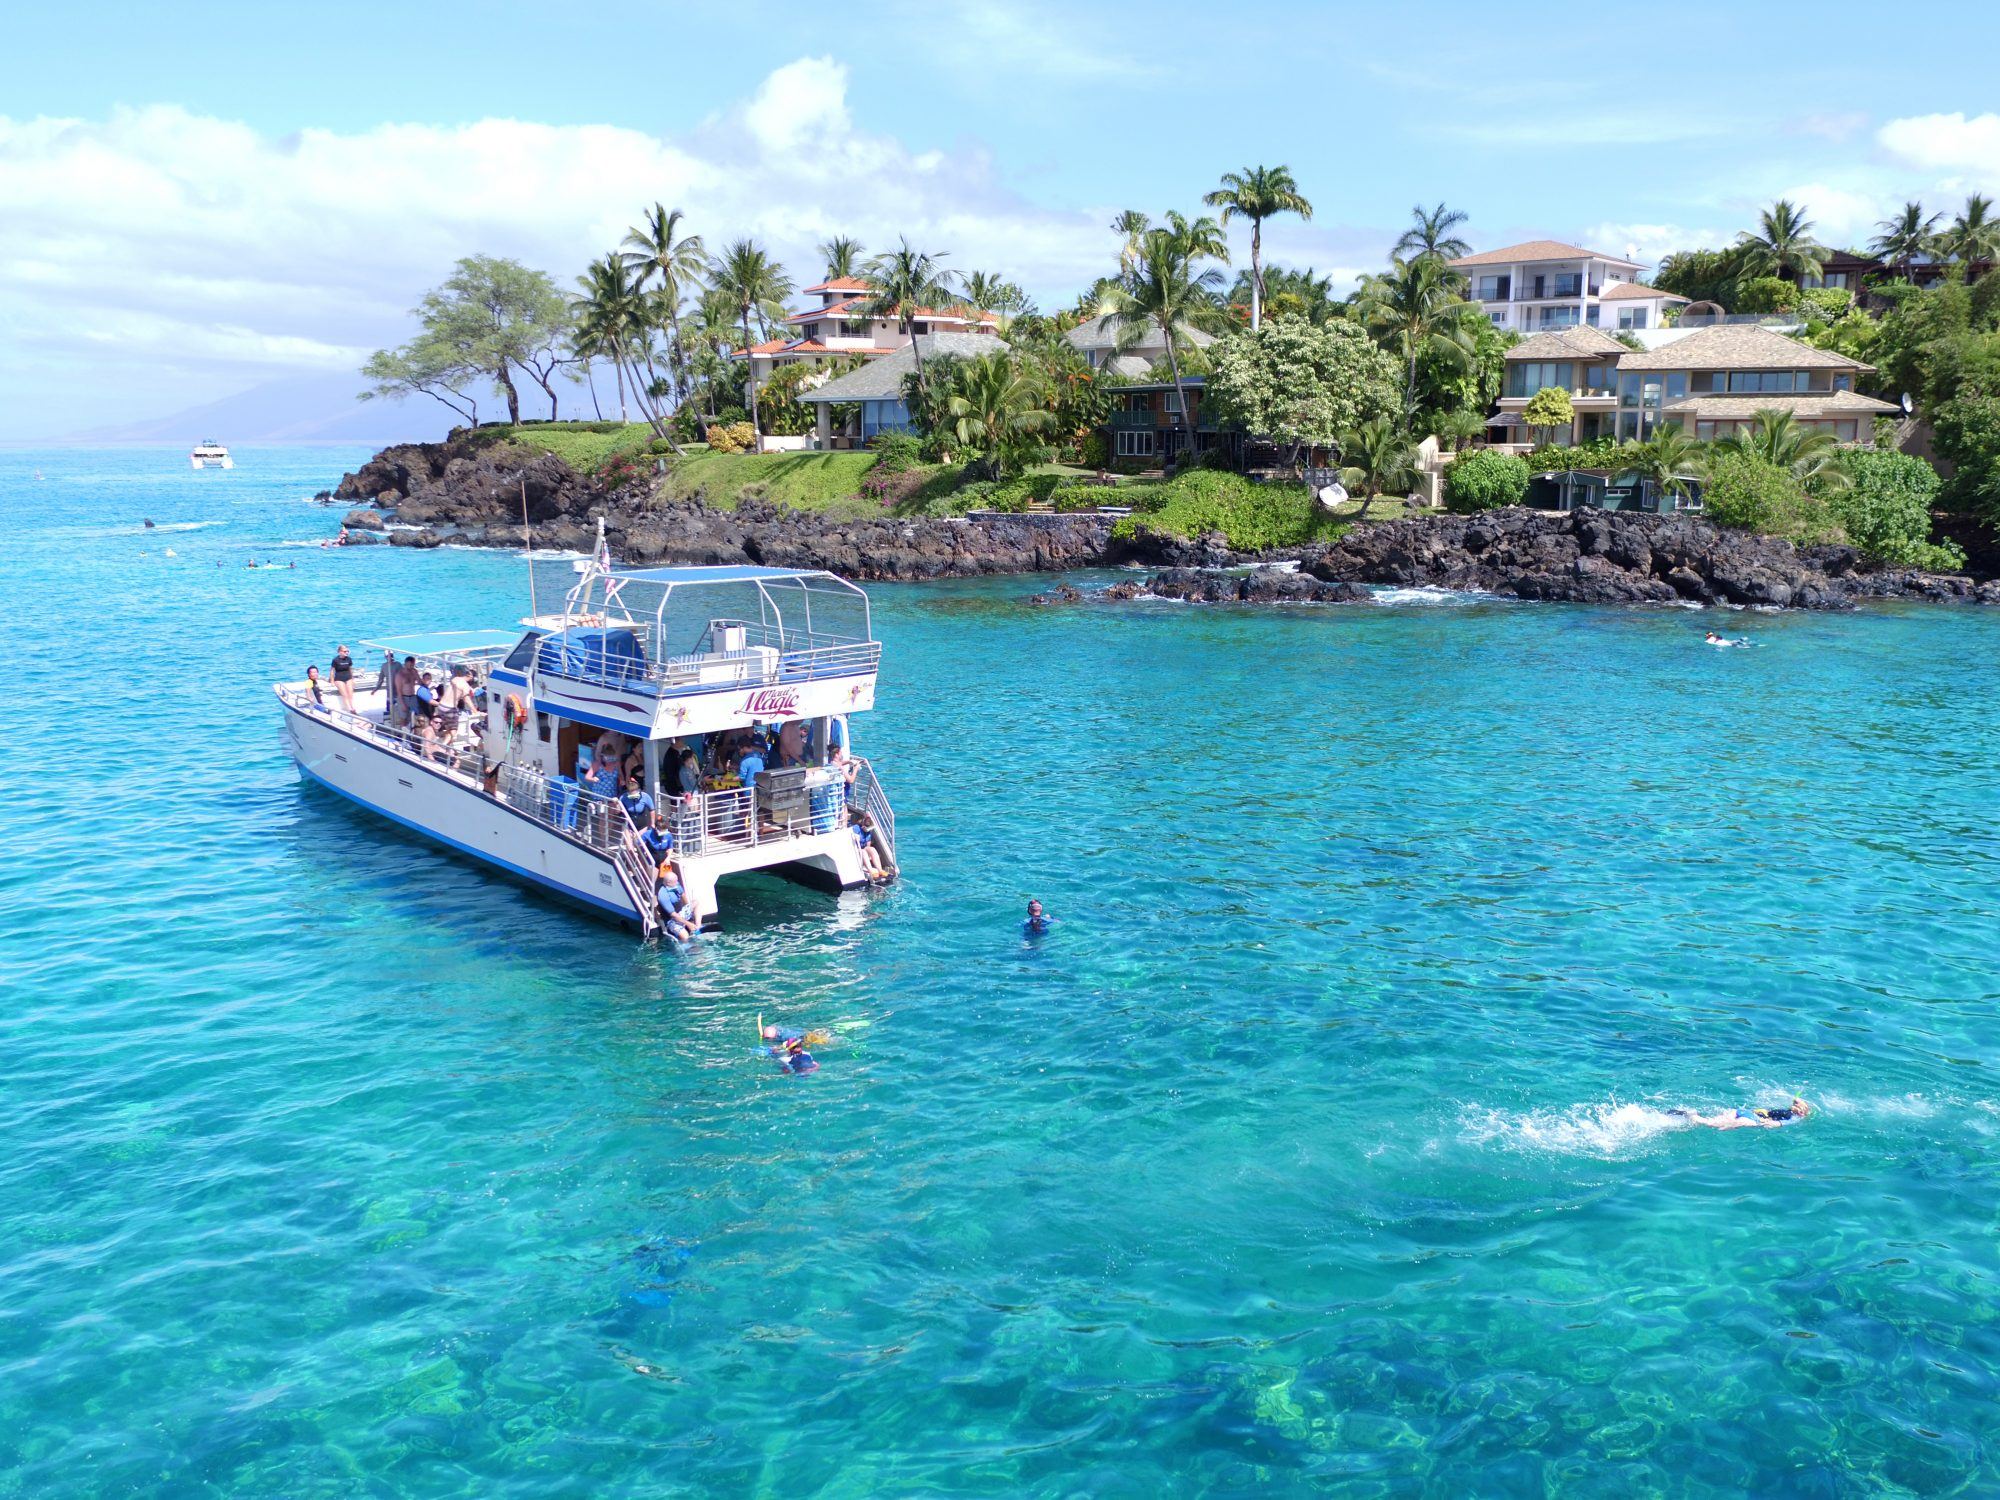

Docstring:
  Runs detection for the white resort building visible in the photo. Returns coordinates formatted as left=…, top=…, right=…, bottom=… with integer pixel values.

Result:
left=734, top=278, right=1001, bottom=390
left=1451, top=240, right=1689, bottom=333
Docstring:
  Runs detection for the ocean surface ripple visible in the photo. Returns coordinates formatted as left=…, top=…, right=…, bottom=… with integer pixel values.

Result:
left=3, top=447, right=1998, bottom=1497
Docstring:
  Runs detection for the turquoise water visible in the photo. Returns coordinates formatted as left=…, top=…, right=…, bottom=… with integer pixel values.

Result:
left=4, top=446, right=2000, bottom=1497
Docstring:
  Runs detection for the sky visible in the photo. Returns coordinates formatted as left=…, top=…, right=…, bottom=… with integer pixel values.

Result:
left=6, top=0, right=2000, bottom=440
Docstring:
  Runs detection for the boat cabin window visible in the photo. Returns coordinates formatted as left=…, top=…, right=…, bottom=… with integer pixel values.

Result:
left=504, top=631, right=545, bottom=671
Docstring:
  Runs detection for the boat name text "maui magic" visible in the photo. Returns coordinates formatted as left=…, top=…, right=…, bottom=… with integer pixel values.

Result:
left=740, top=688, right=801, bottom=716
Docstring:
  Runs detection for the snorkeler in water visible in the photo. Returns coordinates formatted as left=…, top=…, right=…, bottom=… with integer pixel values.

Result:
left=759, top=1018, right=823, bottom=1074
left=1023, top=899, right=1052, bottom=936
left=1704, top=630, right=1750, bottom=648
left=1670, top=1096, right=1810, bottom=1130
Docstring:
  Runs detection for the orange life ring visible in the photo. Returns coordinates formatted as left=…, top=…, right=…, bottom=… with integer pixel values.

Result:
left=504, top=693, right=528, bottom=729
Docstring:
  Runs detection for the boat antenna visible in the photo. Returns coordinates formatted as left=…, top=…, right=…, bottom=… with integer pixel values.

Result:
left=521, top=479, right=537, bottom=620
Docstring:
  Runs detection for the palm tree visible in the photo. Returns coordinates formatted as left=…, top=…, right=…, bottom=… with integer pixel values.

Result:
left=1238, top=264, right=1338, bottom=325
left=943, top=351, right=1055, bottom=479
left=1111, top=211, right=1151, bottom=274
left=1735, top=199, right=1829, bottom=284
left=1098, top=213, right=1230, bottom=463
left=818, top=236, right=865, bottom=282
left=1726, top=409, right=1848, bottom=490
left=960, top=270, right=1010, bottom=313
left=1338, top=417, right=1420, bottom=522
left=620, top=204, right=706, bottom=405
left=709, top=238, right=795, bottom=441
left=571, top=254, right=658, bottom=434
left=1433, top=407, right=1486, bottom=454
left=1393, top=202, right=1472, bottom=264
left=1870, top=201, right=1941, bottom=281
left=1203, top=165, right=1313, bottom=330
left=1630, top=425, right=1706, bottom=508
left=1940, top=194, right=2000, bottom=274
left=1355, top=255, right=1481, bottom=418
left=861, top=238, right=956, bottom=401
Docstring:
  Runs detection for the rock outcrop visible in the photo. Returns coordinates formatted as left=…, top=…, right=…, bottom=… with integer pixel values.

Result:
left=330, top=434, right=1998, bottom=606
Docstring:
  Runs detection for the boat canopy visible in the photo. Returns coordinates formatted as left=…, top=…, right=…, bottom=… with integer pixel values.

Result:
left=363, top=629, right=524, bottom=660
left=562, top=559, right=873, bottom=651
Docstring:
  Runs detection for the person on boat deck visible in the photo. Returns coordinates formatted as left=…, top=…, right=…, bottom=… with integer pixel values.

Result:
left=593, top=729, right=625, bottom=774
left=675, top=746, right=702, bottom=796
left=413, top=672, right=438, bottom=733
left=736, top=741, right=766, bottom=790
left=773, top=720, right=807, bottom=768
left=1671, top=1097, right=1810, bottom=1130
left=619, top=774, right=655, bottom=832
left=330, top=644, right=355, bottom=713
left=305, top=665, right=327, bottom=710
left=1023, top=899, right=1052, bottom=935
left=637, top=807, right=674, bottom=867
left=392, top=656, right=419, bottom=725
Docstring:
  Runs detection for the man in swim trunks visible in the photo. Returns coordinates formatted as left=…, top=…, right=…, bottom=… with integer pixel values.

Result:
left=1672, top=1097, right=1810, bottom=1130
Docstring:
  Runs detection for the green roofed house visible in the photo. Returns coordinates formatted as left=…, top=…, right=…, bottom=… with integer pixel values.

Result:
left=794, top=331, right=1002, bottom=449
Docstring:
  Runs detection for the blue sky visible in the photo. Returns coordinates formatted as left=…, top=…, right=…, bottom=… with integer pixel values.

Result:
left=6, top=0, right=2000, bottom=438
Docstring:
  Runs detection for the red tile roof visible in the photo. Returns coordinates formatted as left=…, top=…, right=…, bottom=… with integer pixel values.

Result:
left=802, top=276, right=872, bottom=294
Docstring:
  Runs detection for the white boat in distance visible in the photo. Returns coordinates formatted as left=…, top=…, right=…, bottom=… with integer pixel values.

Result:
left=190, top=439, right=233, bottom=469
left=274, top=542, right=895, bottom=938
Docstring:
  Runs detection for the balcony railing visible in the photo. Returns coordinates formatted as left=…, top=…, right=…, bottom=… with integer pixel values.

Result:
left=1515, top=283, right=1596, bottom=300
left=532, top=626, right=880, bottom=699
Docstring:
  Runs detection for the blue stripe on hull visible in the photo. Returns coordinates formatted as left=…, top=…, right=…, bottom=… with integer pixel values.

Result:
left=295, top=761, right=637, bottom=924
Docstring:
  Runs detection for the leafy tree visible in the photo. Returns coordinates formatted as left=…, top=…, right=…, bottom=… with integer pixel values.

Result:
left=1337, top=417, right=1420, bottom=521
left=621, top=204, right=706, bottom=407
left=1392, top=202, right=1472, bottom=263
left=711, top=238, right=795, bottom=439
left=1415, top=315, right=1511, bottom=430
left=817, top=236, right=865, bottom=281
left=360, top=337, right=482, bottom=426
left=1735, top=199, right=1829, bottom=284
left=942, top=350, right=1056, bottom=479
left=1796, top=287, right=1854, bottom=325
left=1442, top=449, right=1529, bottom=512
left=1702, top=450, right=1840, bottom=543
left=1940, top=193, right=2000, bottom=272
left=375, top=255, right=571, bottom=426
left=1238, top=264, right=1340, bottom=326
left=862, top=238, right=956, bottom=402
left=1203, top=164, right=1312, bottom=329
left=1733, top=276, right=1798, bottom=314
left=1654, top=247, right=1744, bottom=306
left=1355, top=255, right=1482, bottom=418
left=1099, top=212, right=1231, bottom=458
left=1871, top=201, right=1942, bottom=280
left=1931, top=388, right=2000, bottom=520
left=1832, top=448, right=1964, bottom=568
left=1205, top=319, right=1400, bottom=474
left=1723, top=409, right=1847, bottom=491
left=1520, top=386, right=1574, bottom=446
left=757, top=362, right=818, bottom=436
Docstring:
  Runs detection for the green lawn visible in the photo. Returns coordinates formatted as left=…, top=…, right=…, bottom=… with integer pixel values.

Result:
left=475, top=421, right=656, bottom=474
left=660, top=451, right=881, bottom=513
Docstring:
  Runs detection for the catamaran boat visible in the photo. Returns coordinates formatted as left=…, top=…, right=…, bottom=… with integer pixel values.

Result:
left=190, top=440, right=233, bottom=469
left=274, top=546, right=895, bottom=938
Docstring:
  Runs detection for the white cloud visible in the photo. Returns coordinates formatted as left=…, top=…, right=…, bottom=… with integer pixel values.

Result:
left=0, top=62, right=1123, bottom=436
left=1877, top=111, right=2000, bottom=179
left=1583, top=222, right=1731, bottom=269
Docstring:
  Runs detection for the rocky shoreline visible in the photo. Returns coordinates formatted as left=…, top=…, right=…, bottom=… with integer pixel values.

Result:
left=324, top=434, right=1998, bottom=608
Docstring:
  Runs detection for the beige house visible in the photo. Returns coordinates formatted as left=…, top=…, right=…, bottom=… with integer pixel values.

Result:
left=734, top=276, right=1000, bottom=388
left=1487, top=323, right=1895, bottom=448
left=1065, top=316, right=1216, bottom=377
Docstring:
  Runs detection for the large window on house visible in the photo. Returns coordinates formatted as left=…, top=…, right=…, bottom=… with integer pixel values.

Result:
left=1618, top=309, right=1649, bottom=329
left=1506, top=362, right=1574, bottom=397
left=1473, top=275, right=1510, bottom=301
left=1720, top=370, right=1808, bottom=393
left=1115, top=430, right=1156, bottom=457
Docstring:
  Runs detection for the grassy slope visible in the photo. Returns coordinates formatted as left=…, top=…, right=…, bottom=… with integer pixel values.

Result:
left=660, top=451, right=881, bottom=516
left=478, top=422, right=656, bottom=473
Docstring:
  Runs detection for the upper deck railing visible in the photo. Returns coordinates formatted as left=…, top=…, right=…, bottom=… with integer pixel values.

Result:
left=530, top=617, right=880, bottom=698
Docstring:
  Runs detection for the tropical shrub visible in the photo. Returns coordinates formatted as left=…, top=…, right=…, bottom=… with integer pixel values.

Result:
left=1734, top=276, right=1798, bottom=314
left=1701, top=451, right=1842, bottom=544
left=1520, top=387, right=1574, bottom=442
left=758, top=364, right=817, bottom=436
left=1933, top=390, right=2000, bottom=520
left=1111, top=470, right=1339, bottom=551
left=1831, top=449, right=1965, bottom=569
left=1205, top=319, right=1401, bottom=457
left=1527, top=437, right=1630, bottom=471
left=868, top=432, right=923, bottom=473
left=706, top=422, right=758, bottom=454
left=1796, top=287, right=1854, bottom=325
left=1443, top=450, right=1531, bottom=512
left=1078, top=431, right=1109, bottom=469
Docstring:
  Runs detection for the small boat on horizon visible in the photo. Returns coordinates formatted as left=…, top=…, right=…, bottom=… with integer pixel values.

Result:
left=190, top=440, right=233, bottom=470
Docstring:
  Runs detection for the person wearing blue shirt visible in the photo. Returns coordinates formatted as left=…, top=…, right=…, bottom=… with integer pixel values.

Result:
left=619, top=775, right=655, bottom=831
left=1023, top=899, right=1052, bottom=936
left=637, top=808, right=674, bottom=867
left=737, top=745, right=765, bottom=788
left=655, top=865, right=696, bottom=942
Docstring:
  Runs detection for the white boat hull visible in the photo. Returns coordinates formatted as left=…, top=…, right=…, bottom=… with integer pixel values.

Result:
left=280, top=696, right=876, bottom=930
left=282, top=697, right=641, bottom=924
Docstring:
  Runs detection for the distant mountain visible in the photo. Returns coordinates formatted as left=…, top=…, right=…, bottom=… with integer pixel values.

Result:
left=64, top=371, right=462, bottom=445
